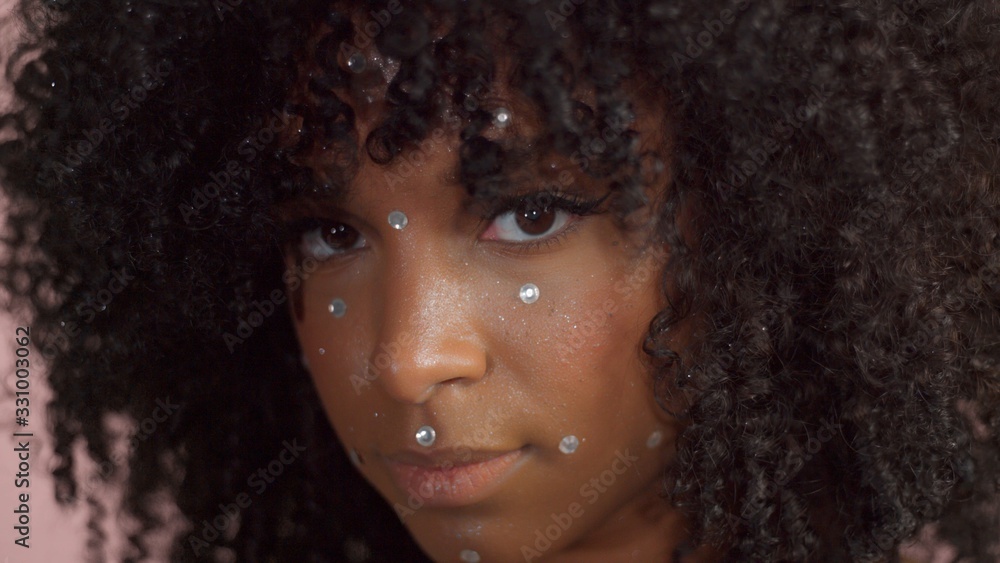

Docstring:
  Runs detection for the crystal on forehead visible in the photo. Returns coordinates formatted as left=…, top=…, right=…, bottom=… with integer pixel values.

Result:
left=459, top=549, right=481, bottom=562
left=387, top=210, right=408, bottom=230
left=493, top=107, right=511, bottom=128
left=646, top=429, right=663, bottom=449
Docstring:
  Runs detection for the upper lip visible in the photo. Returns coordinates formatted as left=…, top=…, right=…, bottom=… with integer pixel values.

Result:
left=384, top=447, right=524, bottom=468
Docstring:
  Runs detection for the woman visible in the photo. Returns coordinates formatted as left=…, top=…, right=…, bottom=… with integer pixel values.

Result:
left=1, top=0, right=998, bottom=561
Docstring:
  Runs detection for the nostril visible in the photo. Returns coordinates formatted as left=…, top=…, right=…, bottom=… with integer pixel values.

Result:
left=438, top=375, right=471, bottom=387
left=369, top=337, right=488, bottom=405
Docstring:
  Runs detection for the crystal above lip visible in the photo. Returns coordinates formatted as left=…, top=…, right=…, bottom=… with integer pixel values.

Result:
left=415, top=425, right=436, bottom=447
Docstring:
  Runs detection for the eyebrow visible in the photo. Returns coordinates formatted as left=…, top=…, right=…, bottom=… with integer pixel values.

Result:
left=274, top=160, right=613, bottom=232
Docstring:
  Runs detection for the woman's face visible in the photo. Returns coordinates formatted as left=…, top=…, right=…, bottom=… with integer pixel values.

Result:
left=284, top=48, right=694, bottom=561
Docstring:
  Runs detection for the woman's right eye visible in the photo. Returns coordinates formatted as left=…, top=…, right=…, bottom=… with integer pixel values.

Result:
left=297, top=221, right=366, bottom=261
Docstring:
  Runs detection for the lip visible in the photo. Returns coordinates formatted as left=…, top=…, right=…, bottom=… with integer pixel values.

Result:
left=383, top=446, right=529, bottom=508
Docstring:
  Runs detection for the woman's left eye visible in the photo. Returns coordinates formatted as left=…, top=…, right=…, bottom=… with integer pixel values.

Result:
left=483, top=204, right=572, bottom=243
left=287, top=219, right=366, bottom=262
left=480, top=192, right=610, bottom=247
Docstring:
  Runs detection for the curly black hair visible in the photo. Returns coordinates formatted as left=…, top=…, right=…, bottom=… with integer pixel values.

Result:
left=2, top=0, right=999, bottom=560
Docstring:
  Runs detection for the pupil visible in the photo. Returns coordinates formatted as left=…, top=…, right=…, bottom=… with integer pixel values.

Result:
left=324, top=223, right=358, bottom=249
left=516, top=204, right=556, bottom=236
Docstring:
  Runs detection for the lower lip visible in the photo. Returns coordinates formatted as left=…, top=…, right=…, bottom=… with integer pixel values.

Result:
left=386, top=449, right=527, bottom=507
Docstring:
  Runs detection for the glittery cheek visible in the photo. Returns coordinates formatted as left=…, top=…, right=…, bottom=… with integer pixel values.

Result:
left=478, top=235, right=668, bottom=453
left=553, top=247, right=668, bottom=367
left=286, top=262, right=382, bottom=452
left=440, top=240, right=674, bottom=558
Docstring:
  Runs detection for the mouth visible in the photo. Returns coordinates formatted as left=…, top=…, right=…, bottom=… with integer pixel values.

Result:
left=383, top=446, right=529, bottom=508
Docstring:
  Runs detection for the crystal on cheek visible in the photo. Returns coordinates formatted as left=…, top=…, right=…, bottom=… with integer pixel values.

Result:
left=388, top=210, right=408, bottom=230
left=349, top=449, right=363, bottom=466
left=519, top=283, right=540, bottom=304
left=646, top=429, right=663, bottom=449
left=329, top=298, right=347, bottom=318
left=459, top=549, right=481, bottom=562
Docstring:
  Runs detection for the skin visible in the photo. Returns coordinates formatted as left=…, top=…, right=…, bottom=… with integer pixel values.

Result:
left=281, top=16, right=717, bottom=562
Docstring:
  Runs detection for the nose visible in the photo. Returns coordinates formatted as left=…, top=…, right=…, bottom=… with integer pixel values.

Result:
left=374, top=251, right=488, bottom=405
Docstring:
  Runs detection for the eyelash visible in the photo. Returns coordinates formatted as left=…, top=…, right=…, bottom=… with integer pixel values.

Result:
left=281, top=189, right=611, bottom=260
left=475, top=190, right=611, bottom=252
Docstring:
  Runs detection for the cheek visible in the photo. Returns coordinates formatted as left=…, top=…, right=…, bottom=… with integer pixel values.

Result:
left=552, top=293, right=622, bottom=367
left=289, top=275, right=381, bottom=439
left=543, top=247, right=671, bottom=454
left=524, top=245, right=668, bottom=445
left=550, top=250, right=664, bottom=380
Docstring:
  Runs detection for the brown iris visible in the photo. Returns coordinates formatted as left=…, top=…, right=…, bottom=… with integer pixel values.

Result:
left=322, top=222, right=360, bottom=250
left=516, top=203, right=557, bottom=236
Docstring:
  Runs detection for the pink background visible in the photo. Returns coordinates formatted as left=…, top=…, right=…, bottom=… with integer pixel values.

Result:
left=0, top=1, right=88, bottom=560
left=0, top=1, right=959, bottom=561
